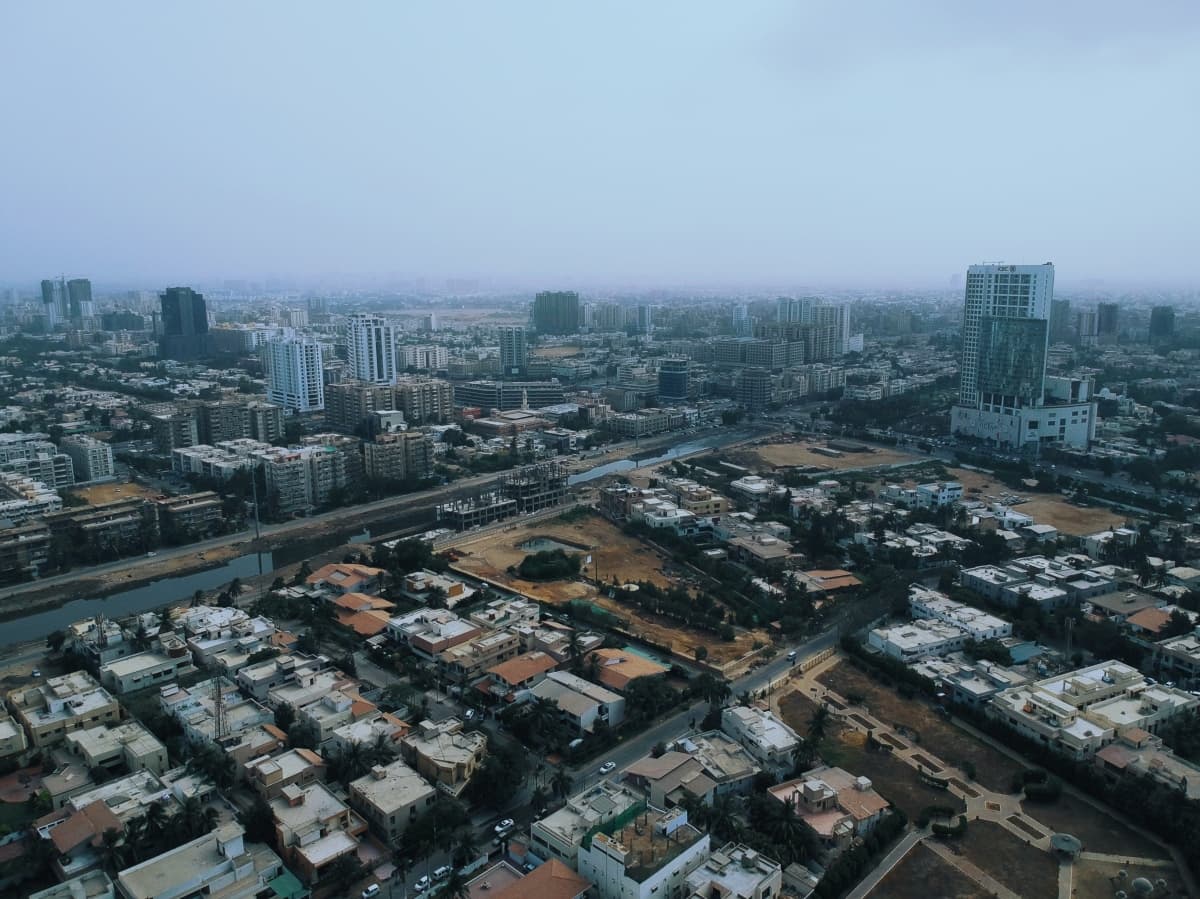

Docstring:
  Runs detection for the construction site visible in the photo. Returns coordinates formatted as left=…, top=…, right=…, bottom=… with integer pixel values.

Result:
left=436, top=461, right=570, bottom=530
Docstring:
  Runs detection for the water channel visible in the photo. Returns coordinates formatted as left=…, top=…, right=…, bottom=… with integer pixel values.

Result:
left=3, top=426, right=760, bottom=646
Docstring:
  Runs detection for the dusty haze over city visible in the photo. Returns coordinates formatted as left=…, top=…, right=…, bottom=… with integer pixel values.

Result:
left=2, top=1, right=1199, bottom=289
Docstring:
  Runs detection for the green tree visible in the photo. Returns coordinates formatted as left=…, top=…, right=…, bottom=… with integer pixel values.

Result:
left=46, top=629, right=66, bottom=653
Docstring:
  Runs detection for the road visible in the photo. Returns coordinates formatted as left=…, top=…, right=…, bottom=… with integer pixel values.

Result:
left=2, top=425, right=776, bottom=608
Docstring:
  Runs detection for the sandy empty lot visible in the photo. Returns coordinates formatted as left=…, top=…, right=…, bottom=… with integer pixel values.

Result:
left=448, top=513, right=769, bottom=666
left=949, top=468, right=1127, bottom=536
left=65, top=480, right=161, bottom=505
left=744, top=439, right=924, bottom=472
left=531, top=345, right=584, bottom=359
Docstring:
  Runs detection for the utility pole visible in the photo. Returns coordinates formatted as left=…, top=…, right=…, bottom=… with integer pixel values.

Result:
left=251, top=461, right=264, bottom=600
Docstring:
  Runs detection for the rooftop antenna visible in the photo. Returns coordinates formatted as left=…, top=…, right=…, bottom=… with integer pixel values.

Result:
left=213, top=678, right=228, bottom=740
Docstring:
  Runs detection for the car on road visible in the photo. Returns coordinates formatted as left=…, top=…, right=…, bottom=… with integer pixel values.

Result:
left=787, top=650, right=798, bottom=662
left=362, top=885, right=381, bottom=899
left=494, top=818, right=514, bottom=834
left=31, top=669, right=40, bottom=678
left=414, top=875, right=431, bottom=893
left=433, top=865, right=451, bottom=881
left=464, top=708, right=476, bottom=720
left=599, top=761, right=616, bottom=774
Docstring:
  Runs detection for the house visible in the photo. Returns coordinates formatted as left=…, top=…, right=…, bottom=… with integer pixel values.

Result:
left=398, top=569, right=476, bottom=608
left=915, top=481, right=962, bottom=509
left=791, top=570, right=862, bottom=595
left=245, top=748, right=327, bottom=799
left=768, top=766, right=889, bottom=851
left=485, top=650, right=559, bottom=702
left=28, top=871, right=115, bottom=899
left=907, top=586, right=1011, bottom=641
left=34, top=799, right=124, bottom=881
left=530, top=671, right=625, bottom=733
left=868, top=620, right=969, bottom=661
left=305, top=562, right=385, bottom=596
left=1094, top=729, right=1200, bottom=800
left=531, top=780, right=644, bottom=866
left=624, top=732, right=761, bottom=808
left=988, top=660, right=1199, bottom=759
left=329, top=711, right=410, bottom=755
left=685, top=843, right=783, bottom=899
left=469, top=597, right=541, bottom=631
left=332, top=593, right=395, bottom=637
left=400, top=718, right=486, bottom=796
left=587, top=648, right=669, bottom=693
left=295, top=690, right=377, bottom=747
left=438, top=630, right=522, bottom=685
left=269, top=781, right=366, bottom=883
left=490, top=858, right=591, bottom=899
left=348, top=760, right=437, bottom=842
left=0, top=710, right=27, bottom=760
left=387, top=608, right=481, bottom=659
left=721, top=706, right=801, bottom=779
left=98, top=645, right=194, bottom=695
left=575, top=806, right=710, bottom=899
left=10, top=671, right=120, bottom=748
left=63, top=721, right=168, bottom=776
left=116, top=824, right=293, bottom=899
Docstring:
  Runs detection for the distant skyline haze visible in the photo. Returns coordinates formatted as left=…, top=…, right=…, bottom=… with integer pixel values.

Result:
left=2, top=2, right=1198, bottom=287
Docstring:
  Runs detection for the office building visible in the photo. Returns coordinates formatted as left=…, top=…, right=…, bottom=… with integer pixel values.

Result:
left=1149, top=305, right=1175, bottom=344
left=67, top=278, right=94, bottom=325
left=533, top=291, right=581, bottom=335
left=158, top=287, right=210, bottom=360
left=657, top=357, right=690, bottom=402
left=454, top=379, right=566, bottom=411
left=1076, top=309, right=1099, bottom=346
left=737, top=367, right=771, bottom=412
left=777, top=297, right=814, bottom=324
left=346, top=313, right=397, bottom=384
left=498, top=326, right=527, bottom=376
left=950, top=263, right=1095, bottom=449
left=1097, top=302, right=1120, bottom=343
left=635, top=304, right=656, bottom=335
left=41, top=277, right=68, bottom=329
left=732, top=304, right=752, bottom=337
left=1049, top=298, right=1072, bottom=343
left=263, top=337, right=325, bottom=413
left=60, top=435, right=114, bottom=482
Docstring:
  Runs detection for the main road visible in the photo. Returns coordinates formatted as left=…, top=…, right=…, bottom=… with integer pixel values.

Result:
left=2, top=424, right=777, bottom=606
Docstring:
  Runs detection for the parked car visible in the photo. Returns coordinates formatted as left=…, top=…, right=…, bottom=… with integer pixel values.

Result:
left=433, top=865, right=451, bottom=882
left=599, top=761, right=616, bottom=774
left=362, top=885, right=381, bottom=899
left=414, top=876, right=431, bottom=893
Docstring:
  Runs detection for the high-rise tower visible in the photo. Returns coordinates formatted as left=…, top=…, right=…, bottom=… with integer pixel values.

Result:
left=264, top=337, right=325, bottom=413
left=498, top=326, right=527, bottom=377
left=346, top=313, right=397, bottom=385
left=158, top=286, right=210, bottom=359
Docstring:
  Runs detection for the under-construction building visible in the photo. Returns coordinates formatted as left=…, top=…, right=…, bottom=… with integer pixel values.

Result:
left=437, top=460, right=569, bottom=530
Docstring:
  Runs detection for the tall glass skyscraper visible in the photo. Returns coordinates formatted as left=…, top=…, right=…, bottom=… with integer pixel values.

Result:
left=346, top=313, right=397, bottom=385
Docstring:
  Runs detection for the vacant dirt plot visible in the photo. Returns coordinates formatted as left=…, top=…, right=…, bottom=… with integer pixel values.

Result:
left=1021, top=791, right=1168, bottom=859
left=956, top=820, right=1060, bottom=899
left=450, top=514, right=673, bottom=597
left=449, top=513, right=768, bottom=666
left=65, top=480, right=160, bottom=505
left=869, top=842, right=990, bottom=899
left=817, top=661, right=1023, bottom=793
left=530, top=345, right=583, bottom=358
left=744, top=439, right=923, bottom=472
left=1072, top=857, right=1187, bottom=899
left=949, top=468, right=1126, bottom=535
left=778, top=690, right=964, bottom=821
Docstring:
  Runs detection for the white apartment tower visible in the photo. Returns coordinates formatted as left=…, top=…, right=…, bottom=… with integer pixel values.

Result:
left=498, top=326, right=527, bottom=377
left=347, top=313, right=398, bottom=385
left=264, top=337, right=326, bottom=413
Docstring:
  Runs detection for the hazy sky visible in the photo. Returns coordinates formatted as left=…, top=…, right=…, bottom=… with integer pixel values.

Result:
left=3, top=2, right=1198, bottom=288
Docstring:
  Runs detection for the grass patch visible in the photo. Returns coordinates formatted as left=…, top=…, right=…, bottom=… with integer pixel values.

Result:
left=1020, top=791, right=1168, bottom=859
left=956, top=820, right=1059, bottom=899
left=869, top=842, right=990, bottom=899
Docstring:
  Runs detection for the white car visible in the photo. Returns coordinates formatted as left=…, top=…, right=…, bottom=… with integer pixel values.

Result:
left=433, top=865, right=452, bottom=881
left=414, top=875, right=431, bottom=893
left=599, top=761, right=616, bottom=775
left=494, top=818, right=514, bottom=834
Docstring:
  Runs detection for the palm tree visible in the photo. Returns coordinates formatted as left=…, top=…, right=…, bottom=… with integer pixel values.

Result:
left=98, top=827, right=125, bottom=875
left=439, top=867, right=471, bottom=899
left=807, top=704, right=829, bottom=747
left=692, top=672, right=731, bottom=709
left=551, top=767, right=573, bottom=800
left=336, top=741, right=370, bottom=784
left=452, top=827, right=479, bottom=867
left=707, top=795, right=739, bottom=842
left=366, top=732, right=396, bottom=767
